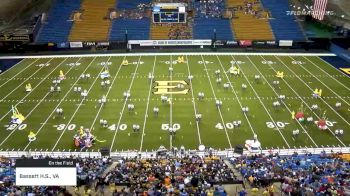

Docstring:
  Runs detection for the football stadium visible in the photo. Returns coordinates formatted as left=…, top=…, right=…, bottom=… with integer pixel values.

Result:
left=0, top=0, right=349, bottom=195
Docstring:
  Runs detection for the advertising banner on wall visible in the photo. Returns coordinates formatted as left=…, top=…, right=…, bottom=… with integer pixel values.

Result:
left=128, top=40, right=212, bottom=46
left=279, top=40, right=293, bottom=47
left=69, top=42, right=83, bottom=48
left=239, top=40, right=252, bottom=46
left=57, top=42, right=69, bottom=48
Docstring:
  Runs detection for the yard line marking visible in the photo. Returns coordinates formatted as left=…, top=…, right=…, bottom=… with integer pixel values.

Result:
left=280, top=56, right=350, bottom=127
left=217, top=56, right=260, bottom=143
left=250, top=55, right=318, bottom=147
left=316, top=56, right=350, bottom=78
left=0, top=57, right=75, bottom=147
left=22, top=57, right=96, bottom=151
left=294, top=57, right=350, bottom=107
left=139, top=56, right=157, bottom=152
left=0, top=58, right=64, bottom=122
left=272, top=56, right=347, bottom=146
left=89, top=56, right=126, bottom=132
left=51, top=57, right=108, bottom=151
left=0, top=58, right=54, bottom=102
left=303, top=56, right=350, bottom=93
left=0, top=59, right=40, bottom=89
left=110, top=56, right=142, bottom=152
left=169, top=56, right=173, bottom=149
left=230, top=55, right=291, bottom=148
left=185, top=55, right=202, bottom=145
left=202, top=55, right=232, bottom=149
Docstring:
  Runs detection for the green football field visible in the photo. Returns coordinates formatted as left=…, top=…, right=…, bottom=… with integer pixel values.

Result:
left=0, top=53, right=349, bottom=153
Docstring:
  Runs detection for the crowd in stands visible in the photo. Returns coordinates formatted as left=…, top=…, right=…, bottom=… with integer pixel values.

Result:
left=154, top=22, right=192, bottom=40
left=102, top=156, right=235, bottom=195
left=0, top=156, right=112, bottom=196
left=194, top=0, right=225, bottom=18
left=231, top=152, right=350, bottom=195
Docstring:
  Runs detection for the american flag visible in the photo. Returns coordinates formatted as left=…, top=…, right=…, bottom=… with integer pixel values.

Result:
left=312, top=0, right=328, bottom=20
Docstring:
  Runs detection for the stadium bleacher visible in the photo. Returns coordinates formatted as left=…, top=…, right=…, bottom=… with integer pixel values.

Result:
left=228, top=0, right=274, bottom=40
left=116, top=0, right=151, bottom=10
left=260, top=0, right=305, bottom=41
left=110, top=18, right=150, bottom=41
left=193, top=18, right=233, bottom=40
left=36, top=0, right=82, bottom=43
left=69, top=0, right=116, bottom=42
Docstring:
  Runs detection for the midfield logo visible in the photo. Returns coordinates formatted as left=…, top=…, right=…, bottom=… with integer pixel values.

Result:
left=153, top=80, right=190, bottom=95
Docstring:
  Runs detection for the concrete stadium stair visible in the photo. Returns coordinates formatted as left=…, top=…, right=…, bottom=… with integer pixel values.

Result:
left=69, top=0, right=116, bottom=41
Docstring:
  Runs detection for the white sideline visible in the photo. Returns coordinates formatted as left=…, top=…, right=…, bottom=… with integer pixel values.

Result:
left=297, top=57, right=350, bottom=106
left=201, top=55, right=233, bottom=149
left=0, top=59, right=39, bottom=89
left=139, top=56, right=157, bottom=152
left=0, top=146, right=349, bottom=158
left=303, top=56, right=350, bottom=92
left=0, top=58, right=54, bottom=104
left=317, top=56, right=350, bottom=78
left=248, top=55, right=318, bottom=147
left=0, top=52, right=336, bottom=60
left=284, top=56, right=350, bottom=127
left=264, top=55, right=346, bottom=147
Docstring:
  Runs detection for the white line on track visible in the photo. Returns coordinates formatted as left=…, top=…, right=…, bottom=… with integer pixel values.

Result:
left=230, top=55, right=291, bottom=148
left=139, top=56, right=157, bottom=152
left=278, top=56, right=350, bottom=127
left=51, top=57, right=108, bottom=151
left=215, top=55, right=259, bottom=144
left=201, top=55, right=232, bottom=149
left=0, top=59, right=40, bottom=89
left=88, top=56, right=126, bottom=131
left=247, top=55, right=318, bottom=147
left=0, top=58, right=63, bottom=122
left=0, top=58, right=54, bottom=103
left=109, top=56, right=141, bottom=152
left=23, top=57, right=96, bottom=151
left=294, top=60, right=350, bottom=108
left=0, top=57, right=74, bottom=147
left=272, top=56, right=347, bottom=146
left=303, top=56, right=350, bottom=91
left=185, top=55, right=202, bottom=145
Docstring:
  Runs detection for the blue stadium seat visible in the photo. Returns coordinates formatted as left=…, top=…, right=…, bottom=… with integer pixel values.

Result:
left=193, top=18, right=234, bottom=40
left=117, top=0, right=151, bottom=10
left=36, top=0, right=82, bottom=43
left=260, top=0, right=305, bottom=41
left=109, top=18, right=150, bottom=40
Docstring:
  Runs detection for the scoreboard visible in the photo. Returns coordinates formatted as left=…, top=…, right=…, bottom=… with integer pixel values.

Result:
left=153, top=3, right=186, bottom=23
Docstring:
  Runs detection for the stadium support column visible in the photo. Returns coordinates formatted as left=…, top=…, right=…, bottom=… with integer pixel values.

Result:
left=125, top=29, right=129, bottom=52
left=212, top=28, right=217, bottom=51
